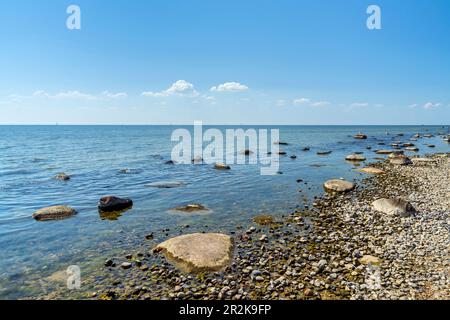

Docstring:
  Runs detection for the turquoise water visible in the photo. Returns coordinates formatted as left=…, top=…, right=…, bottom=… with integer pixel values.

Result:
left=0, top=125, right=449, bottom=299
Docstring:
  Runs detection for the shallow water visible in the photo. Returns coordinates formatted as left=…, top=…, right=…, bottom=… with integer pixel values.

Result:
left=0, top=125, right=448, bottom=299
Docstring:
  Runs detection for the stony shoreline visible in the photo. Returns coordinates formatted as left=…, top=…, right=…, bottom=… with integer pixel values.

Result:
left=45, top=153, right=450, bottom=300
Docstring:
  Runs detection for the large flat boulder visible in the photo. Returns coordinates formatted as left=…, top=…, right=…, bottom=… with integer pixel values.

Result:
left=32, top=205, right=77, bottom=221
left=324, top=179, right=355, bottom=193
left=155, top=233, right=233, bottom=273
left=372, top=198, right=416, bottom=217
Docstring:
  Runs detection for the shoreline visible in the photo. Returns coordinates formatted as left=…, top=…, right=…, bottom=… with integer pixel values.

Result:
left=31, top=152, right=449, bottom=300
left=83, top=152, right=448, bottom=300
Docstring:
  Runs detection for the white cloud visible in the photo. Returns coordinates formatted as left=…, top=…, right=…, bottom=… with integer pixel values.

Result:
left=276, top=100, right=287, bottom=107
left=142, top=80, right=199, bottom=97
left=408, top=103, right=418, bottom=108
left=101, top=91, right=128, bottom=99
left=33, top=90, right=98, bottom=100
left=310, top=101, right=330, bottom=107
left=423, top=102, right=441, bottom=110
left=293, top=98, right=310, bottom=105
left=350, top=102, right=369, bottom=107
left=210, top=82, right=249, bottom=92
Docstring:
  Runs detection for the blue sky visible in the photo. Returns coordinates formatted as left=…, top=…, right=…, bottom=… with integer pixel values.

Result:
left=0, top=0, right=449, bottom=124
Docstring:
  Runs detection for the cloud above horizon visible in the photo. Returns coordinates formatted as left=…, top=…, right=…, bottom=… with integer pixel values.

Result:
left=142, top=80, right=199, bottom=97
left=210, top=82, right=249, bottom=92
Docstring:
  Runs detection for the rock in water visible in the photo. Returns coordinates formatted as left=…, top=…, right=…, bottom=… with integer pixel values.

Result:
left=98, top=196, right=133, bottom=212
left=323, top=179, right=355, bottom=193
left=55, top=173, right=70, bottom=181
left=155, top=233, right=233, bottom=272
left=345, top=154, right=366, bottom=162
left=214, top=163, right=231, bottom=170
left=372, top=198, right=416, bottom=217
left=32, top=205, right=77, bottom=221
left=354, top=134, right=368, bottom=139
left=317, top=151, right=332, bottom=155
left=357, top=167, right=384, bottom=175
left=172, top=204, right=208, bottom=213
left=145, top=181, right=186, bottom=188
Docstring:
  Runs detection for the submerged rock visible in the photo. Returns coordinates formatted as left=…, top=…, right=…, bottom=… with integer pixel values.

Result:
left=274, top=141, right=289, bottom=145
left=345, top=154, right=366, bottom=162
left=357, top=167, right=385, bottom=175
left=323, top=179, right=355, bottom=193
left=253, top=215, right=275, bottom=226
left=119, top=168, right=143, bottom=174
left=172, top=204, right=208, bottom=213
left=145, top=181, right=186, bottom=189
left=32, top=205, right=77, bottom=221
left=154, top=233, right=233, bottom=273
left=317, top=151, right=332, bottom=155
left=376, top=149, right=397, bottom=155
left=372, top=198, right=416, bottom=217
left=98, top=196, right=133, bottom=213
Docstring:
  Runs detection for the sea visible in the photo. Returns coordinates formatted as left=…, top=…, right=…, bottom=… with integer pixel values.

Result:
left=0, top=125, right=448, bottom=299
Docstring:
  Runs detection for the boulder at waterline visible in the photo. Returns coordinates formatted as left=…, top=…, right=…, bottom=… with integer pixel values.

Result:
left=357, top=167, right=384, bottom=175
left=214, top=163, right=231, bottom=170
left=405, top=147, right=419, bottom=152
left=241, top=149, right=254, bottom=155
left=154, top=233, right=233, bottom=273
left=345, top=154, right=366, bottom=162
left=323, top=179, right=355, bottom=193
left=145, top=181, right=186, bottom=189
left=32, top=205, right=77, bottom=221
left=54, top=173, right=70, bottom=181
left=98, top=196, right=133, bottom=213
left=372, top=198, right=416, bottom=217
left=274, top=141, right=289, bottom=145
left=389, top=155, right=412, bottom=166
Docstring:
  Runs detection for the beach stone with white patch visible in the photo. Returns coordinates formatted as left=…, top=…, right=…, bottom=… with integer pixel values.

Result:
left=372, top=198, right=416, bottom=217
left=155, top=233, right=233, bottom=273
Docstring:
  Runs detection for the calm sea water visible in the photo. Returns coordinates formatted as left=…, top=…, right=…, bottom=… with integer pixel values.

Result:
left=0, top=125, right=449, bottom=299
